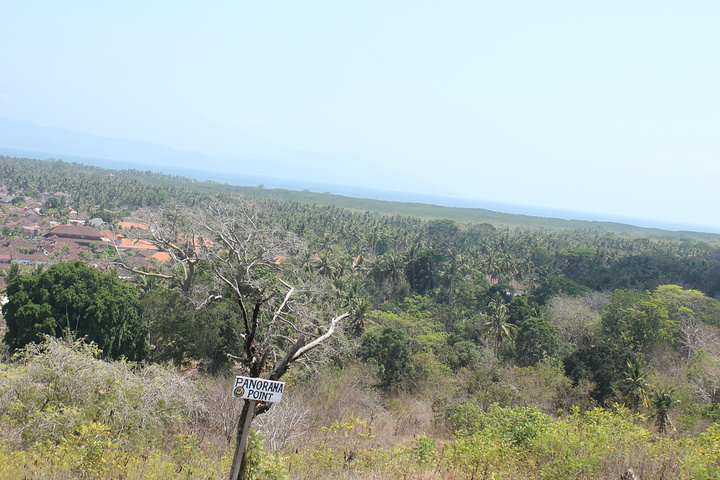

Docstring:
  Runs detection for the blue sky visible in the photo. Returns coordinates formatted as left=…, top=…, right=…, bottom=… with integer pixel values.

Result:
left=2, top=1, right=719, bottom=232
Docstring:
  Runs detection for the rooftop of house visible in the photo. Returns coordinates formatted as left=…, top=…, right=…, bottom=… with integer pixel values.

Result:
left=117, top=221, right=149, bottom=230
left=118, top=238, right=158, bottom=251
left=148, top=251, right=171, bottom=262
left=45, top=224, right=105, bottom=239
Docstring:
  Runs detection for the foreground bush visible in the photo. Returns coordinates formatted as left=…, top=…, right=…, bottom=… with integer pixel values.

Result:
left=4, top=338, right=720, bottom=479
left=444, top=403, right=699, bottom=479
left=0, top=336, right=201, bottom=448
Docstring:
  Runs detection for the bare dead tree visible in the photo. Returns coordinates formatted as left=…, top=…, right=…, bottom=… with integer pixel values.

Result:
left=679, top=318, right=720, bottom=361
left=110, top=204, right=204, bottom=295
left=199, top=375, right=243, bottom=443
left=545, top=292, right=605, bottom=347
left=254, top=395, right=311, bottom=452
left=103, top=196, right=348, bottom=479
left=200, top=198, right=349, bottom=480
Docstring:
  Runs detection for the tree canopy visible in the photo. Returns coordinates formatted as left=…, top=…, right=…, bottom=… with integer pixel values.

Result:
left=2, top=261, right=146, bottom=360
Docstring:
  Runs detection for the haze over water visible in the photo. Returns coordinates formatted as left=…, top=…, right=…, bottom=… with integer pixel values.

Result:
left=3, top=146, right=715, bottom=235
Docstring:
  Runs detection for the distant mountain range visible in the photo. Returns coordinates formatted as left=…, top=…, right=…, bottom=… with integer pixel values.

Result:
left=0, top=117, right=438, bottom=195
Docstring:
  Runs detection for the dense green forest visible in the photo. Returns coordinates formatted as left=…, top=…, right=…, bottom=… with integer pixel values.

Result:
left=2, top=156, right=720, bottom=479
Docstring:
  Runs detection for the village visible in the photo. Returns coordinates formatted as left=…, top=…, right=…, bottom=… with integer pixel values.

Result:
left=0, top=185, right=168, bottom=281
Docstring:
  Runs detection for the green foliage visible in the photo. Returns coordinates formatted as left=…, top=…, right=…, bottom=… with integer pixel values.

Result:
left=529, top=275, right=591, bottom=305
left=444, top=339, right=485, bottom=370
left=445, top=404, right=663, bottom=479
left=427, top=218, right=459, bottom=240
left=365, top=306, right=447, bottom=354
left=405, top=248, right=446, bottom=295
left=529, top=406, right=650, bottom=479
left=0, top=157, right=210, bottom=212
left=144, top=287, right=241, bottom=371
left=449, top=403, right=552, bottom=447
left=410, top=434, right=438, bottom=467
left=246, top=431, right=288, bottom=480
left=447, top=428, right=519, bottom=478
left=359, top=327, right=415, bottom=389
left=557, top=246, right=599, bottom=283
left=652, top=387, right=681, bottom=434
left=446, top=401, right=485, bottom=434
left=507, top=294, right=532, bottom=325
left=619, top=357, right=652, bottom=415
left=3, top=261, right=146, bottom=360
left=689, top=422, right=720, bottom=479
left=446, top=404, right=552, bottom=478
left=512, top=359, right=575, bottom=411
left=480, top=295, right=517, bottom=355
left=564, top=342, right=632, bottom=404
left=514, top=317, right=559, bottom=367
left=461, top=368, right=520, bottom=409
left=654, top=284, right=720, bottom=327
left=601, top=289, right=677, bottom=353
left=57, top=421, right=117, bottom=478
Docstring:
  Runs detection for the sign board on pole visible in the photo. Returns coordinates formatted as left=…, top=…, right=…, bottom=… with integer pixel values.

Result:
left=232, top=376, right=285, bottom=403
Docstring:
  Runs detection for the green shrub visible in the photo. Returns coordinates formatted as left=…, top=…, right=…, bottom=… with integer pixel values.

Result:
left=530, top=406, right=650, bottom=479
left=411, top=433, right=438, bottom=467
left=3, top=261, right=146, bottom=360
left=246, top=430, right=288, bottom=480
left=0, top=336, right=201, bottom=447
left=359, top=327, right=415, bottom=389
left=449, top=402, right=552, bottom=448
left=687, top=422, right=720, bottom=479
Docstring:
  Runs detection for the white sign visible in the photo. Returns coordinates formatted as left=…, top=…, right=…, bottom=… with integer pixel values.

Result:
left=232, top=376, right=285, bottom=403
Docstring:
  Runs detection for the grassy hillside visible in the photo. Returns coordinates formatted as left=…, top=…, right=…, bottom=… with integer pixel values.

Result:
left=230, top=185, right=720, bottom=242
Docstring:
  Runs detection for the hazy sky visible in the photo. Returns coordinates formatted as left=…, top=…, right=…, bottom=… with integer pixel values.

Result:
left=2, top=2, right=719, bottom=232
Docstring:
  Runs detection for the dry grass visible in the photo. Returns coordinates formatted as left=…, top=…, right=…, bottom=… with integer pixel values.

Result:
left=2, top=342, right=720, bottom=479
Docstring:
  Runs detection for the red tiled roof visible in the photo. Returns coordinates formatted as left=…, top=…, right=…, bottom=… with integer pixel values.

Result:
left=118, top=238, right=158, bottom=250
left=117, top=221, right=149, bottom=230
left=148, top=251, right=171, bottom=262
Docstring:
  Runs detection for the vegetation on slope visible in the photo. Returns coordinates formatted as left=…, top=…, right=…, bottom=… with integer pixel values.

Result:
left=1, top=155, right=720, bottom=478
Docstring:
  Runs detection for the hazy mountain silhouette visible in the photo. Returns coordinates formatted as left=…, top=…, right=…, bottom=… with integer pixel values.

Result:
left=0, top=117, right=437, bottom=194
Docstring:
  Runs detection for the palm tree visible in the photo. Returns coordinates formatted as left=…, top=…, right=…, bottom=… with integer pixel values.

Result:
left=484, top=251, right=501, bottom=283
left=299, top=251, right=314, bottom=274
left=380, top=252, right=404, bottom=301
left=481, top=296, right=516, bottom=355
left=4, top=261, right=22, bottom=284
left=620, top=357, right=652, bottom=417
left=442, top=261, right=460, bottom=306
left=405, top=246, right=420, bottom=293
left=138, top=269, right=162, bottom=293
left=417, top=258, right=441, bottom=296
left=651, top=387, right=680, bottom=434
left=314, top=251, right=338, bottom=278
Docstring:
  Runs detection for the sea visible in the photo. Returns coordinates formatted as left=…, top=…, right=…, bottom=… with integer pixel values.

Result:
left=1, top=147, right=717, bottom=234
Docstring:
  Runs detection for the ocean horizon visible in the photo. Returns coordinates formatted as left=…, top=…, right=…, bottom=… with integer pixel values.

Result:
left=1, top=146, right=717, bottom=235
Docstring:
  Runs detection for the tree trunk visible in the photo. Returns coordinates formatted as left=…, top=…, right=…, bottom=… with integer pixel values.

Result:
left=229, top=400, right=257, bottom=480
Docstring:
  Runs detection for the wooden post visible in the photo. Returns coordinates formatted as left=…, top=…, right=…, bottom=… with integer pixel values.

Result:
left=229, top=399, right=257, bottom=480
